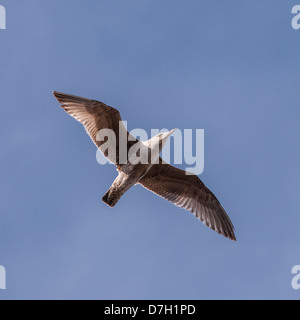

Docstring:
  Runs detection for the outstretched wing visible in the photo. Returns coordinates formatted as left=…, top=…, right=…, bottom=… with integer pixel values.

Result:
left=139, top=160, right=236, bottom=241
left=53, top=91, right=137, bottom=167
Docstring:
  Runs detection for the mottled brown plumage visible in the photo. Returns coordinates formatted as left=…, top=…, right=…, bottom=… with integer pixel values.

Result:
left=139, top=161, right=236, bottom=241
left=53, top=91, right=137, bottom=168
left=53, top=91, right=236, bottom=241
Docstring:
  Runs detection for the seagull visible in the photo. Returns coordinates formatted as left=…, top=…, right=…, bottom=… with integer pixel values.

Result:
left=53, top=91, right=236, bottom=241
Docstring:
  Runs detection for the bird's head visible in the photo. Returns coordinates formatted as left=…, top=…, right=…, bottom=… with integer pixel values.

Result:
left=149, top=129, right=176, bottom=152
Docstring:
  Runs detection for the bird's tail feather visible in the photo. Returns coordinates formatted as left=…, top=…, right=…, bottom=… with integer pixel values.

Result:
left=102, top=189, right=120, bottom=208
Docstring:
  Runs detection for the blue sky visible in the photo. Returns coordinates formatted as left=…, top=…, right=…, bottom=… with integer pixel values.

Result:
left=0, top=0, right=300, bottom=300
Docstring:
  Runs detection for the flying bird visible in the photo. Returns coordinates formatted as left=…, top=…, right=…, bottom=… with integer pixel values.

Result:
left=53, top=91, right=236, bottom=241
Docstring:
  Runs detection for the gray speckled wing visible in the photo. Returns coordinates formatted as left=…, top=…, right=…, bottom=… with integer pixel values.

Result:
left=139, top=160, right=236, bottom=241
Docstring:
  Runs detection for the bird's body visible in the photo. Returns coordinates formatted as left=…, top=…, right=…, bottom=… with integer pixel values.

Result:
left=53, top=91, right=236, bottom=241
left=102, top=129, right=175, bottom=207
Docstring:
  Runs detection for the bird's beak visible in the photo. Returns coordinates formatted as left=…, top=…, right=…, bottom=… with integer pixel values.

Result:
left=161, top=129, right=176, bottom=146
left=165, top=129, right=176, bottom=138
